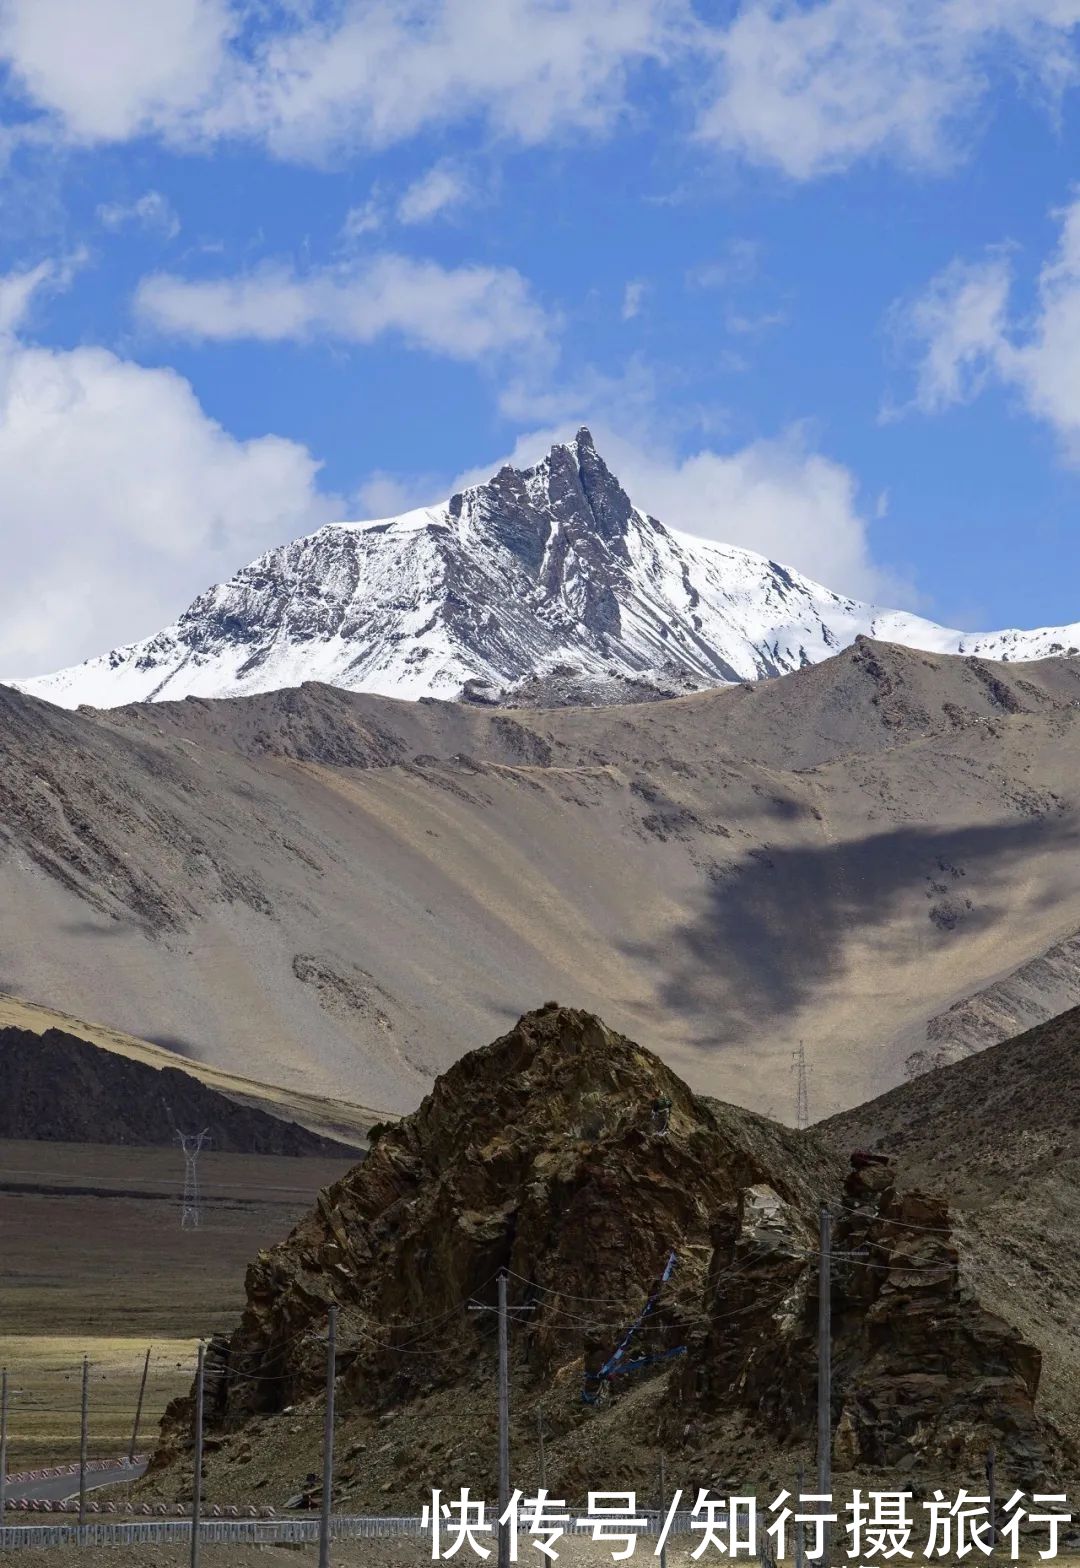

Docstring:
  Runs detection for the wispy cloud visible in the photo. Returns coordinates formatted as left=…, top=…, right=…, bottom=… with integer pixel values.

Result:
left=695, top=0, right=1080, bottom=180
left=621, top=279, right=647, bottom=320
left=135, top=253, right=558, bottom=365
left=890, top=193, right=1080, bottom=463
left=97, top=189, right=180, bottom=239
left=396, top=162, right=471, bottom=225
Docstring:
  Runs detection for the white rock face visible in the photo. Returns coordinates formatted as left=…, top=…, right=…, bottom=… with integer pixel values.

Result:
left=10, top=428, right=1080, bottom=709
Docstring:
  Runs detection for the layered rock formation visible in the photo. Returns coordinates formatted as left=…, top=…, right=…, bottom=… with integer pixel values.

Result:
left=150, top=1007, right=1071, bottom=1504
left=829, top=1164, right=1045, bottom=1475
left=678, top=1155, right=1058, bottom=1485
left=200, top=1004, right=834, bottom=1426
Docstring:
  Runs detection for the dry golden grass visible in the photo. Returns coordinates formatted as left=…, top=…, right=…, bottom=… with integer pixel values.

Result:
left=1, top=1337, right=197, bottom=1467
left=0, top=1138, right=355, bottom=1465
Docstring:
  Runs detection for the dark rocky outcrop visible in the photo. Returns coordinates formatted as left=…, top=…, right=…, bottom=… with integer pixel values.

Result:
left=149, top=1006, right=1070, bottom=1503
left=678, top=1155, right=1063, bottom=1488
left=203, top=1004, right=835, bottom=1424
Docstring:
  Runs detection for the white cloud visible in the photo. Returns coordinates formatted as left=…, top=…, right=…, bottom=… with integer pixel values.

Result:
left=0, top=259, right=54, bottom=334
left=686, top=239, right=762, bottom=290
left=97, top=189, right=181, bottom=239
left=0, top=0, right=232, bottom=143
left=0, top=260, right=336, bottom=676
left=726, top=308, right=786, bottom=334
left=696, top=0, right=1080, bottom=180
left=1, top=0, right=1077, bottom=184
left=396, top=162, right=470, bottom=225
left=341, top=194, right=384, bottom=242
left=895, top=193, right=1080, bottom=459
left=0, top=250, right=87, bottom=335
left=621, top=280, right=647, bottom=320
left=135, top=254, right=557, bottom=364
left=894, top=254, right=1013, bottom=413
left=0, top=0, right=675, bottom=161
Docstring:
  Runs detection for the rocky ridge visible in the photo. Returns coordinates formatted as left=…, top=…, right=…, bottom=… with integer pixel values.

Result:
left=146, top=1006, right=1068, bottom=1510
left=14, top=430, right=1080, bottom=710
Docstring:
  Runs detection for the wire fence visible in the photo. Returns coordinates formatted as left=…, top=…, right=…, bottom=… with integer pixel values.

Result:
left=0, top=1509, right=697, bottom=1552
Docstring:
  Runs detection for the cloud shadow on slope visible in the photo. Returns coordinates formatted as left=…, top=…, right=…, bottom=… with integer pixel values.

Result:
left=624, top=814, right=1080, bottom=1047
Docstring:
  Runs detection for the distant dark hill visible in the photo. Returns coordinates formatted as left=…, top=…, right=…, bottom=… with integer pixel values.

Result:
left=0, top=1026, right=357, bottom=1155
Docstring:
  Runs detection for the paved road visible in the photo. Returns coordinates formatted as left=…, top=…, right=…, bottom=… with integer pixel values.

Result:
left=2, top=1458, right=147, bottom=1504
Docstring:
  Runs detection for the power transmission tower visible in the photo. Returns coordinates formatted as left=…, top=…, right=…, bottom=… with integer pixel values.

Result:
left=177, top=1130, right=210, bottom=1230
left=792, top=1044, right=810, bottom=1131
left=129, top=1347, right=151, bottom=1463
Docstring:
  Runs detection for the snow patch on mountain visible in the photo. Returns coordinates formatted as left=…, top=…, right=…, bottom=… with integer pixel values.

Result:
left=9, top=429, right=1080, bottom=710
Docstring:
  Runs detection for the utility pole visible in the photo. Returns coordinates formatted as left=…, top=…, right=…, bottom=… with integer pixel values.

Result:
left=319, top=1304, right=338, bottom=1568
left=817, top=1207, right=832, bottom=1568
left=536, top=1409, right=546, bottom=1491
left=129, top=1347, right=151, bottom=1463
left=78, top=1355, right=89, bottom=1534
left=498, top=1270, right=510, bottom=1568
left=657, top=1454, right=668, bottom=1568
left=178, top=1130, right=210, bottom=1230
left=467, top=1273, right=533, bottom=1567
left=792, top=1044, right=810, bottom=1131
left=0, top=1366, right=8, bottom=1531
left=986, top=1448, right=997, bottom=1553
left=191, top=1342, right=205, bottom=1568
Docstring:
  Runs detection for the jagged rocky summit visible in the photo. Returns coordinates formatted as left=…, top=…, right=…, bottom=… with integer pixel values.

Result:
left=13, top=430, right=1080, bottom=709
left=148, top=1006, right=1069, bottom=1507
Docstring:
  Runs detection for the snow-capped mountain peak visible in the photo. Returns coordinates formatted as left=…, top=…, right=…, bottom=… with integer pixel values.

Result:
left=10, top=429, right=1080, bottom=710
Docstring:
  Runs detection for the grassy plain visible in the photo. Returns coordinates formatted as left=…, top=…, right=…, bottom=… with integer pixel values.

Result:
left=0, top=1139, right=356, bottom=1465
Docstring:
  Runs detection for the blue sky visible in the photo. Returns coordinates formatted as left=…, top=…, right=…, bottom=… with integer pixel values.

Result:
left=3, top=0, right=1080, bottom=675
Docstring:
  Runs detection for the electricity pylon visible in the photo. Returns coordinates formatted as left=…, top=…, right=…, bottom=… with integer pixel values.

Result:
left=792, top=1043, right=810, bottom=1131
left=177, top=1128, right=210, bottom=1229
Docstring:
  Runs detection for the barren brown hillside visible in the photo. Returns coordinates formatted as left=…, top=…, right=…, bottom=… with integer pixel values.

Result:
left=5, top=637, right=1080, bottom=1114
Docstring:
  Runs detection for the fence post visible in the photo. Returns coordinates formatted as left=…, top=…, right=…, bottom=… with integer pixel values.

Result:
left=319, top=1304, right=338, bottom=1568
left=191, top=1342, right=205, bottom=1568
left=78, top=1356, right=89, bottom=1536
left=0, top=1366, right=7, bottom=1530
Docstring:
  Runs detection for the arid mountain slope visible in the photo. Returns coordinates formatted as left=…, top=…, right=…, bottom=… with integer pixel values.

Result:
left=5, top=639, right=1080, bottom=1113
